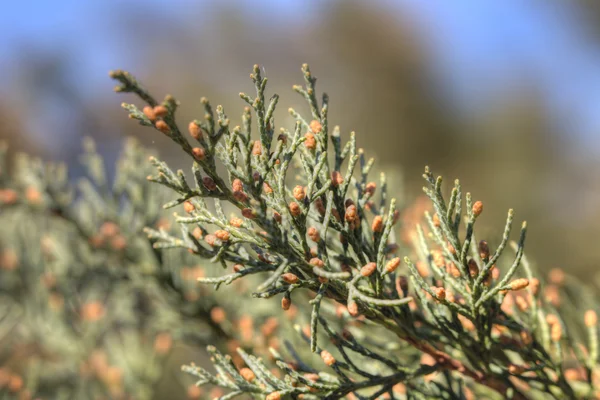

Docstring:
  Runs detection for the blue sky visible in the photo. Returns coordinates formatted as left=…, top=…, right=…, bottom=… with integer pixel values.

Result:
left=2, top=0, right=600, bottom=153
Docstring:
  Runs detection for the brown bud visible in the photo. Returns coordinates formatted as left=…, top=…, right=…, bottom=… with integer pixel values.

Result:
left=472, top=201, right=483, bottom=217
left=233, top=190, right=248, bottom=203
left=263, top=182, right=273, bottom=194
left=509, top=278, right=529, bottom=291
left=241, top=208, right=256, bottom=219
left=153, top=105, right=168, bottom=117
left=331, top=171, right=343, bottom=187
left=432, top=213, right=441, bottom=228
left=155, top=120, right=170, bottom=134
left=361, top=262, right=377, bottom=277
left=307, top=227, right=320, bottom=242
left=188, top=121, right=203, bottom=140
left=468, top=259, right=479, bottom=278
left=386, top=257, right=401, bottom=274
left=365, top=182, right=376, bottom=196
left=289, top=201, right=301, bottom=217
left=304, top=132, right=316, bottom=149
left=293, top=185, right=306, bottom=201
left=273, top=211, right=282, bottom=223
left=371, top=216, right=383, bottom=233
left=281, top=273, right=299, bottom=284
left=240, top=368, right=255, bottom=382
left=202, top=176, right=217, bottom=191
left=478, top=240, right=490, bottom=259
left=233, top=264, right=243, bottom=272
left=314, top=197, right=326, bottom=215
left=320, top=350, right=336, bottom=366
left=183, top=201, right=195, bottom=213
left=143, top=106, right=156, bottom=121
left=585, top=310, right=598, bottom=327
left=309, top=119, right=322, bottom=133
left=192, top=147, right=205, bottom=160
left=281, top=296, right=291, bottom=310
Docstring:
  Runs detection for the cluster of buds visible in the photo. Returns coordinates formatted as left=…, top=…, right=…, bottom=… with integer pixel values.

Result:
left=143, top=104, right=170, bottom=134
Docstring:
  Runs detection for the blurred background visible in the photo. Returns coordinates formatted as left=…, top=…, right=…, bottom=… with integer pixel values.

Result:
left=2, top=0, right=600, bottom=278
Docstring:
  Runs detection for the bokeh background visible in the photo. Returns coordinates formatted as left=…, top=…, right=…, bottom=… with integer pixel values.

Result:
left=2, top=0, right=600, bottom=283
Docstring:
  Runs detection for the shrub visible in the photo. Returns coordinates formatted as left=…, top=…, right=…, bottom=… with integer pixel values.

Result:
left=0, top=64, right=597, bottom=399
left=107, top=64, right=599, bottom=399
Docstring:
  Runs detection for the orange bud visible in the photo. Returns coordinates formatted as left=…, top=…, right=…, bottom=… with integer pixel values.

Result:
left=431, top=286, right=446, bottom=301
left=386, top=257, right=401, bottom=274
left=307, top=227, right=320, bottom=242
left=293, top=185, right=306, bottom=201
left=289, top=202, right=301, bottom=217
left=304, top=132, right=316, bottom=149
left=183, top=201, right=195, bottom=213
left=432, top=213, right=441, bottom=227
left=155, top=120, right=170, bottom=134
left=188, top=121, right=203, bottom=140
left=360, top=262, right=377, bottom=277
left=345, top=204, right=357, bottom=223
left=281, top=297, right=291, bottom=310
left=347, top=300, right=359, bottom=316
left=214, top=230, right=230, bottom=241
left=550, top=322, right=562, bottom=342
left=143, top=106, right=156, bottom=121
left=192, top=147, right=205, bottom=160
left=230, top=217, right=244, bottom=227
left=508, top=365, right=525, bottom=375
left=240, top=368, right=255, bottom=382
left=252, top=141, right=262, bottom=156
left=331, top=171, right=343, bottom=187
left=472, top=201, right=483, bottom=217
left=309, top=258, right=324, bottom=268
left=309, top=120, right=322, bottom=133
left=509, top=278, right=529, bottom=291
left=371, top=216, right=383, bottom=233
left=585, top=310, right=598, bottom=327
left=281, top=273, right=299, bottom=284
left=153, top=105, right=168, bottom=117
left=263, top=182, right=273, bottom=194
left=266, top=392, right=281, bottom=400
left=320, top=350, right=336, bottom=366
